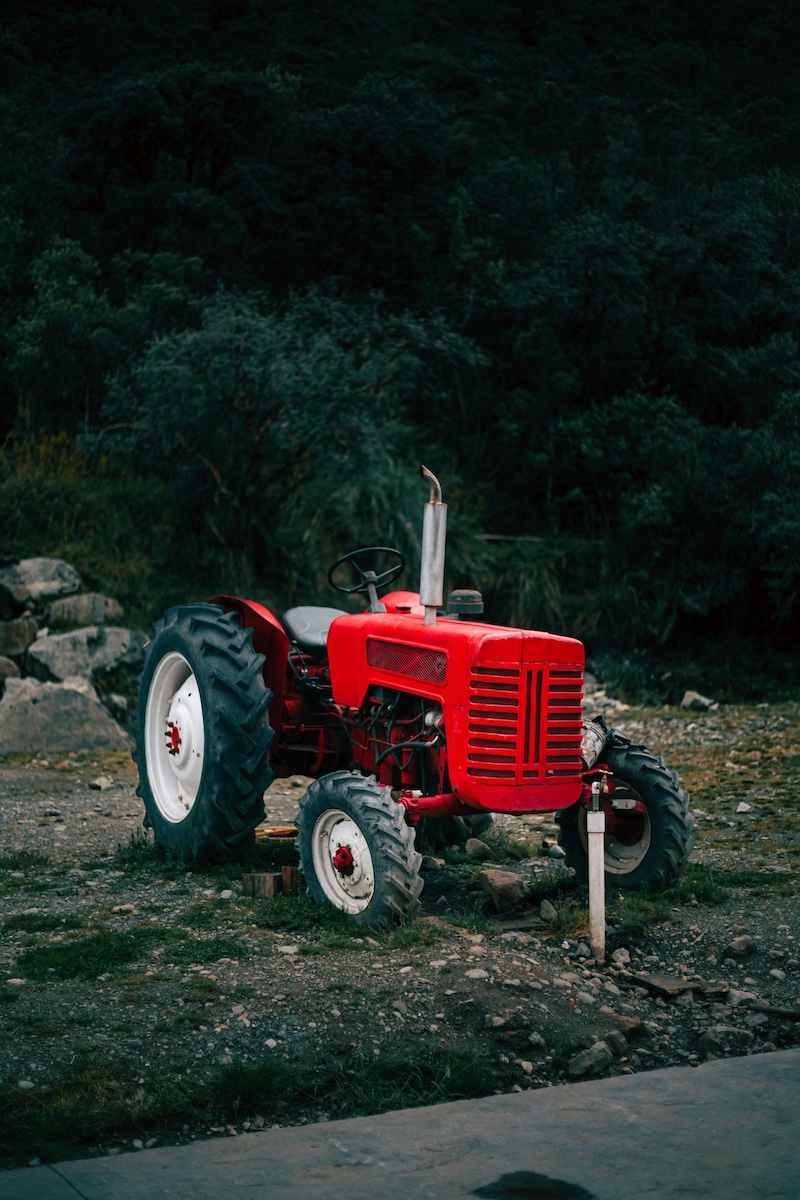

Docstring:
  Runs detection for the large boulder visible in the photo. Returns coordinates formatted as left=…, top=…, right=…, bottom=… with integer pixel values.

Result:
left=26, top=626, right=146, bottom=684
left=46, top=592, right=124, bottom=627
left=0, top=557, right=83, bottom=618
left=0, top=676, right=130, bottom=752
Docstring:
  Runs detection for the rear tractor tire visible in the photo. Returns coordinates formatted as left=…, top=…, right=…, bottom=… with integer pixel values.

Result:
left=135, top=603, right=275, bottom=862
left=296, top=771, right=423, bottom=926
left=556, top=734, right=694, bottom=892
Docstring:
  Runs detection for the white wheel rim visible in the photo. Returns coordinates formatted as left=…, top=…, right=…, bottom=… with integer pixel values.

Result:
left=311, top=808, right=375, bottom=914
left=144, top=651, right=205, bottom=824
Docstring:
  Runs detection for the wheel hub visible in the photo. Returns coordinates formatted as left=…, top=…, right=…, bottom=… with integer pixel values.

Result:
left=332, top=844, right=355, bottom=876
left=312, top=810, right=375, bottom=914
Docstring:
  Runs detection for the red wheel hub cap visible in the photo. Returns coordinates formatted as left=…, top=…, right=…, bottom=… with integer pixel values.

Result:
left=332, top=845, right=355, bottom=876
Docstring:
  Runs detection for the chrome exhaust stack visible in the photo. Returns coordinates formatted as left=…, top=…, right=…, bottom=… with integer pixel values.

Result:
left=419, top=465, right=447, bottom=626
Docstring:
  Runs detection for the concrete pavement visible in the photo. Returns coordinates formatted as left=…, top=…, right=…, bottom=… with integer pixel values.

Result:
left=2, top=1049, right=799, bottom=1199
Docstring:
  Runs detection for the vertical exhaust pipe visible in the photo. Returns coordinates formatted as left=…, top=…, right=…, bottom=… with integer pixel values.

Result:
left=420, top=465, right=447, bottom=626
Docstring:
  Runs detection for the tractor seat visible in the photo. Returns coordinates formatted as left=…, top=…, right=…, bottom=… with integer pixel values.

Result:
left=281, top=606, right=347, bottom=658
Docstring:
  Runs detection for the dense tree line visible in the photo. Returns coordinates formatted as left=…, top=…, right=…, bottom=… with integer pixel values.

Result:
left=0, top=1, right=798, bottom=669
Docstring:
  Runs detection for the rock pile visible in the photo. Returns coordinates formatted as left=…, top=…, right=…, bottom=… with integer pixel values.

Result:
left=0, top=556, right=145, bottom=752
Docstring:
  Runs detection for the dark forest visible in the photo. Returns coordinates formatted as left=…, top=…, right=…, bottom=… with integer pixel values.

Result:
left=1, top=1, right=798, bottom=696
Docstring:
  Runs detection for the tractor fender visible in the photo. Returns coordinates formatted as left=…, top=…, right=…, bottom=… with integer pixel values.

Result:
left=209, top=594, right=288, bottom=728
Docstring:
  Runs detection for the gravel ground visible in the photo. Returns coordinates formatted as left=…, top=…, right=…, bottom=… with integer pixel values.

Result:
left=1, top=701, right=799, bottom=1168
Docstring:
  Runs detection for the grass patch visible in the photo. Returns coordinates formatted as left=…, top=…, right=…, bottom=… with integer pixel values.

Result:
left=15, top=927, right=168, bottom=980
left=163, top=936, right=251, bottom=965
left=607, top=892, right=674, bottom=938
left=0, top=1059, right=202, bottom=1166
left=207, top=1057, right=297, bottom=1114
left=0, top=850, right=51, bottom=870
left=713, top=867, right=800, bottom=897
left=479, top=826, right=534, bottom=862
left=436, top=907, right=502, bottom=937
left=528, top=867, right=577, bottom=898
left=3, top=913, right=85, bottom=933
left=179, top=902, right=228, bottom=930
left=538, top=898, right=589, bottom=940
left=324, top=1051, right=496, bottom=1118
left=247, top=894, right=356, bottom=937
left=0, top=1045, right=497, bottom=1169
left=664, top=864, right=729, bottom=905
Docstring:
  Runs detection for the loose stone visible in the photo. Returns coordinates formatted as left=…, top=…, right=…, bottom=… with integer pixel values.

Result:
left=567, top=1043, right=613, bottom=1077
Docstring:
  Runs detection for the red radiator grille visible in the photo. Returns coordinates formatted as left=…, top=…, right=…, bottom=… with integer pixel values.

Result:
left=366, top=639, right=447, bottom=684
left=543, top=669, right=583, bottom=778
left=467, top=665, right=582, bottom=782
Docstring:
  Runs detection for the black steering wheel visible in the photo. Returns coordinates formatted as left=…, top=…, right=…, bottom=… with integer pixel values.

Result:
left=328, top=546, right=406, bottom=599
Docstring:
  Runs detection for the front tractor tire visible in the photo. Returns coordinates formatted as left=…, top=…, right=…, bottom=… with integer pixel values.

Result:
left=135, top=603, right=275, bottom=862
left=296, top=771, right=423, bottom=926
left=556, top=735, right=694, bottom=892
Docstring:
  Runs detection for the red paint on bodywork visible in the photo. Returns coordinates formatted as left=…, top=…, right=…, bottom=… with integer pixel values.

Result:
left=326, top=610, right=585, bottom=814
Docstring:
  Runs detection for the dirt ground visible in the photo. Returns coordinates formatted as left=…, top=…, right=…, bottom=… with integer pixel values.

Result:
left=1, top=701, right=799, bottom=1168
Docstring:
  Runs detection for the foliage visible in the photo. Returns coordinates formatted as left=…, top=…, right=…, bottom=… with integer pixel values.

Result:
left=1, top=2, right=799, bottom=655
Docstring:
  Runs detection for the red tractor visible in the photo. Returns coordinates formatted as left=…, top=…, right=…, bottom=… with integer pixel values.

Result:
left=135, top=467, right=694, bottom=924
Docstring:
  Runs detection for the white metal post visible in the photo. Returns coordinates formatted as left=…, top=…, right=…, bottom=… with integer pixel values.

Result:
left=587, top=781, right=606, bottom=963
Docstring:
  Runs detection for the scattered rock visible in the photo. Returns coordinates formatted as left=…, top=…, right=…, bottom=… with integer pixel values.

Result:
left=631, top=972, right=695, bottom=997
left=602, top=1029, right=628, bottom=1056
left=610, top=1014, right=644, bottom=1036
left=547, top=844, right=566, bottom=859
left=568, top=1042, right=613, bottom=1077
left=539, top=899, right=558, bottom=923
left=611, top=947, right=631, bottom=965
left=465, top=968, right=489, bottom=980
left=465, top=837, right=492, bottom=860
left=421, top=855, right=445, bottom=870
left=726, top=988, right=758, bottom=1008
left=721, top=935, right=757, bottom=961
left=90, top=776, right=114, bottom=791
left=477, top=869, right=530, bottom=913
left=708, top=1025, right=755, bottom=1050
left=736, top=802, right=753, bottom=814
left=680, top=690, right=714, bottom=710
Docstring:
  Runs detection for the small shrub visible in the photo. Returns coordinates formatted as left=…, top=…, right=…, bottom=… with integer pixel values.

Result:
left=3, top=913, right=84, bottom=933
left=0, top=850, right=51, bottom=870
left=163, top=936, right=250, bottom=965
left=325, top=1051, right=496, bottom=1118
left=205, top=1058, right=297, bottom=1115
left=15, top=927, right=167, bottom=980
